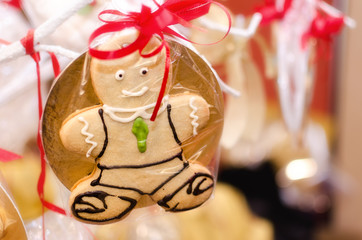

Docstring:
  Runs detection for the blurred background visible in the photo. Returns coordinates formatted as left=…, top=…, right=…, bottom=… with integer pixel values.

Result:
left=217, top=1, right=362, bottom=239
left=0, top=0, right=361, bottom=239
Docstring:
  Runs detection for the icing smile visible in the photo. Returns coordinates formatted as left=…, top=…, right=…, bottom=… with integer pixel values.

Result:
left=122, top=86, right=149, bottom=97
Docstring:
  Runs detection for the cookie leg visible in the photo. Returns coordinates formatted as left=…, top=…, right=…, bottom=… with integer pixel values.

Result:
left=69, top=173, right=140, bottom=224
left=151, top=163, right=214, bottom=212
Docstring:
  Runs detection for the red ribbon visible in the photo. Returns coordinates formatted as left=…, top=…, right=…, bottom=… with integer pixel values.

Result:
left=1, top=0, right=22, bottom=9
left=20, top=29, right=65, bottom=239
left=0, top=148, right=22, bottom=162
left=256, top=0, right=293, bottom=25
left=89, top=0, right=231, bottom=121
left=302, top=12, right=345, bottom=49
left=0, top=39, right=10, bottom=45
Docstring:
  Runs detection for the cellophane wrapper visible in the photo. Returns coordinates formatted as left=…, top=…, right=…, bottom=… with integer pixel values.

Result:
left=42, top=30, right=224, bottom=223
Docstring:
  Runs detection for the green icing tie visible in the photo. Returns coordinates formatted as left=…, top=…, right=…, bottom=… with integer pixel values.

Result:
left=132, top=117, right=149, bottom=153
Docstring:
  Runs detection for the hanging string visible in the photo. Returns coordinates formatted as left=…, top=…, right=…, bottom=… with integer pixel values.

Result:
left=20, top=29, right=66, bottom=240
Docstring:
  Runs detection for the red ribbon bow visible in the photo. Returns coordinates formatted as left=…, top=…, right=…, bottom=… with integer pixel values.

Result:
left=256, top=0, right=293, bottom=25
left=89, top=0, right=231, bottom=121
left=302, top=12, right=345, bottom=48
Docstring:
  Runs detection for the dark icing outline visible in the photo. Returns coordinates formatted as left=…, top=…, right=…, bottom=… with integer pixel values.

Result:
left=167, top=104, right=181, bottom=146
left=71, top=104, right=214, bottom=222
left=71, top=190, right=137, bottom=223
left=95, top=109, right=108, bottom=161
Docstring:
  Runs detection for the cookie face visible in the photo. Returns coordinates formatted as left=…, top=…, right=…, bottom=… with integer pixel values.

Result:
left=57, top=31, right=220, bottom=224
left=90, top=32, right=169, bottom=108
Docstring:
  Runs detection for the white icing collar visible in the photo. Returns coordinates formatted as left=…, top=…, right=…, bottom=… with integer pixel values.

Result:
left=103, top=95, right=169, bottom=123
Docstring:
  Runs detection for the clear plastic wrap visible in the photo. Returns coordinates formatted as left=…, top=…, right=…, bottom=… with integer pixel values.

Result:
left=26, top=211, right=93, bottom=240
left=189, top=6, right=266, bottom=166
left=42, top=30, right=224, bottom=224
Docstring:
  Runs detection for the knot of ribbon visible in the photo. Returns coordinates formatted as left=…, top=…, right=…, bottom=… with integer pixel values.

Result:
left=20, top=29, right=40, bottom=62
left=302, top=12, right=345, bottom=48
left=89, top=0, right=231, bottom=121
left=256, top=0, right=293, bottom=25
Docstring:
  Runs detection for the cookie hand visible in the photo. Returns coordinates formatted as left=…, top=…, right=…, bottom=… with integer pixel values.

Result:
left=168, top=94, right=210, bottom=143
left=60, top=107, right=104, bottom=159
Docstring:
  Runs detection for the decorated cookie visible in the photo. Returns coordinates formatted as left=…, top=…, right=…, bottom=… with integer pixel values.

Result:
left=58, top=32, right=216, bottom=224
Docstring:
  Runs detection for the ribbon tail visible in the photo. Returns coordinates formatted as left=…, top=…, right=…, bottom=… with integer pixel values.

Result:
left=151, top=42, right=170, bottom=121
left=163, top=0, right=212, bottom=21
left=34, top=58, right=66, bottom=214
left=0, top=148, right=22, bottom=162
left=48, top=52, right=61, bottom=78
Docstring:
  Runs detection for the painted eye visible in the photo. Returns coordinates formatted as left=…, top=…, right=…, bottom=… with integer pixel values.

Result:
left=115, top=69, right=125, bottom=80
left=140, top=67, right=148, bottom=76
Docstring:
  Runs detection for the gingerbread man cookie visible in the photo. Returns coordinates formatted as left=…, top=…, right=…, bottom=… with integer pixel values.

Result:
left=60, top=32, right=214, bottom=224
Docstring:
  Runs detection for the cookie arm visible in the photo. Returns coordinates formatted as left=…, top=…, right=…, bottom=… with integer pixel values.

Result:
left=59, top=107, right=104, bottom=158
left=168, top=94, right=210, bottom=143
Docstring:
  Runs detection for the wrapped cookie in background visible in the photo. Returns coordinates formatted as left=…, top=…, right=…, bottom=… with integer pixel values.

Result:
left=0, top=173, right=28, bottom=240
left=189, top=6, right=268, bottom=167
left=267, top=120, right=331, bottom=213
left=42, top=0, right=231, bottom=225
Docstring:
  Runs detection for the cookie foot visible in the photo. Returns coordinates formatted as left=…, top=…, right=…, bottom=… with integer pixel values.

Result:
left=155, top=170, right=214, bottom=212
left=71, top=190, right=137, bottom=224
